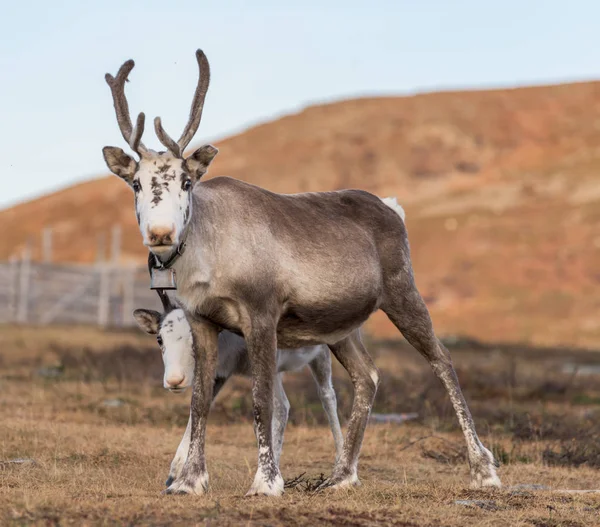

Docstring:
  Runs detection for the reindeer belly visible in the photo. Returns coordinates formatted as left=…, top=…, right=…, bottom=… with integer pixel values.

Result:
left=276, top=293, right=379, bottom=347
left=276, top=346, right=323, bottom=372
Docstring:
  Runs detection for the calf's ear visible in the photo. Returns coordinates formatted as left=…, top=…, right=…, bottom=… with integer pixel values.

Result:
left=133, top=309, right=161, bottom=334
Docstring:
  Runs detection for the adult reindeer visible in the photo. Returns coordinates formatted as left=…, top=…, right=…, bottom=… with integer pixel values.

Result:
left=102, top=49, right=501, bottom=496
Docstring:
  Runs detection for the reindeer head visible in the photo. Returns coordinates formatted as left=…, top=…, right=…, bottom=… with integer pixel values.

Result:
left=102, top=50, right=218, bottom=259
left=133, top=290, right=194, bottom=393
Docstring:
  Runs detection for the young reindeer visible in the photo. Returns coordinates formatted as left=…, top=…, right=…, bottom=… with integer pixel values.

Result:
left=102, top=49, right=501, bottom=496
left=133, top=289, right=344, bottom=486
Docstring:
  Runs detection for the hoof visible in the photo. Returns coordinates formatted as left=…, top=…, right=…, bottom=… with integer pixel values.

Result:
left=470, top=473, right=502, bottom=489
left=314, top=472, right=360, bottom=493
left=165, top=476, right=175, bottom=487
left=470, top=447, right=502, bottom=489
left=163, top=473, right=209, bottom=496
left=245, top=470, right=284, bottom=497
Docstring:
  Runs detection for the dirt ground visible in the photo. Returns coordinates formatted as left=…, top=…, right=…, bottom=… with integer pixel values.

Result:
left=1, top=325, right=599, bottom=526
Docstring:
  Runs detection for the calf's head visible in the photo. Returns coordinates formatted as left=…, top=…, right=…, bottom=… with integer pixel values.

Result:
left=102, top=50, right=218, bottom=258
left=133, top=293, right=194, bottom=393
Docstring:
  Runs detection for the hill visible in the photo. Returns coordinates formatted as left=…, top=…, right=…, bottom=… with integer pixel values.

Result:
left=3, top=81, right=600, bottom=347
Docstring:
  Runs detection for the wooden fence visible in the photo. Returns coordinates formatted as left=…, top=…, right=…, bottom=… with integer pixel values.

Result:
left=0, top=257, right=162, bottom=327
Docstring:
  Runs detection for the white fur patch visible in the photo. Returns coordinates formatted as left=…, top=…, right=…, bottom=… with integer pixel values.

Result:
left=369, top=369, right=379, bottom=386
left=161, top=309, right=194, bottom=390
left=166, top=471, right=209, bottom=495
left=245, top=468, right=284, bottom=497
left=381, top=196, right=406, bottom=222
left=134, top=153, right=191, bottom=252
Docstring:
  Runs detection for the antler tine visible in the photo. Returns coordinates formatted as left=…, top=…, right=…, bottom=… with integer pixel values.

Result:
left=154, top=117, right=181, bottom=158
left=105, top=59, right=147, bottom=156
left=130, top=112, right=146, bottom=155
left=177, top=49, right=211, bottom=153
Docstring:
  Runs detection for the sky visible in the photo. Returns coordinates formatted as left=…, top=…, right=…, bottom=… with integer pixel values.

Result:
left=1, top=0, right=599, bottom=208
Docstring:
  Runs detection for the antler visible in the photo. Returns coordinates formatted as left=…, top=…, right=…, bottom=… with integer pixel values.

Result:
left=155, top=49, right=210, bottom=156
left=105, top=60, right=148, bottom=156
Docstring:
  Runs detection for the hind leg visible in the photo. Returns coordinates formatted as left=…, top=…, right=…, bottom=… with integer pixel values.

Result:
left=308, top=347, right=344, bottom=463
left=317, top=330, right=379, bottom=490
left=383, top=281, right=500, bottom=488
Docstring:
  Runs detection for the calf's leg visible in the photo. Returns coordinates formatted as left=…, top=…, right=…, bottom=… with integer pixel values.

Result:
left=308, top=348, right=344, bottom=462
left=317, top=329, right=378, bottom=490
left=271, top=374, right=290, bottom=465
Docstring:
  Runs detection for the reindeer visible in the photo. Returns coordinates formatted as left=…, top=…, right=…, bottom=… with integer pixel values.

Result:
left=133, top=290, right=343, bottom=486
left=102, top=49, right=501, bottom=496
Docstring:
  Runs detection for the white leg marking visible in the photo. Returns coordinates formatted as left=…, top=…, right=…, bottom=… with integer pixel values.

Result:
left=245, top=466, right=285, bottom=497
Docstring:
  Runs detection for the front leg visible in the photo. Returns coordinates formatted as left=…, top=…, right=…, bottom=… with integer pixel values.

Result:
left=165, top=317, right=219, bottom=495
left=244, top=321, right=284, bottom=497
left=165, top=377, right=229, bottom=487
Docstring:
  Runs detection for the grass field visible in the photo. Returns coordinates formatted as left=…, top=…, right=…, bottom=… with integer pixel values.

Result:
left=1, top=325, right=599, bottom=526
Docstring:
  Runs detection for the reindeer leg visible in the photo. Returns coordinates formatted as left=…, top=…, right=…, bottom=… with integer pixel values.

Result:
left=383, top=282, right=501, bottom=488
left=308, top=348, right=344, bottom=463
left=272, top=374, right=290, bottom=466
left=166, top=411, right=191, bottom=487
left=316, top=330, right=378, bottom=491
left=165, top=376, right=228, bottom=487
left=164, top=317, right=219, bottom=495
left=244, top=321, right=284, bottom=497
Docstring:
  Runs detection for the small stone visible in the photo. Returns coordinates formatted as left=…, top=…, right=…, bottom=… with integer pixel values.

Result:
left=0, top=458, right=37, bottom=466
left=369, top=413, right=418, bottom=424
left=36, top=366, right=63, bottom=378
left=509, top=483, right=549, bottom=492
left=102, top=399, right=125, bottom=408
left=454, top=500, right=499, bottom=511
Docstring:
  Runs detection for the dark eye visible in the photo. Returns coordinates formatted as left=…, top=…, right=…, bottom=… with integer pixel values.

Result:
left=132, top=180, right=141, bottom=193
left=156, top=335, right=163, bottom=346
left=182, top=179, right=192, bottom=191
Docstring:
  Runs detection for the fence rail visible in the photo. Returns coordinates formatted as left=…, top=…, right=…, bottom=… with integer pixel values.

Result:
left=0, top=258, right=162, bottom=327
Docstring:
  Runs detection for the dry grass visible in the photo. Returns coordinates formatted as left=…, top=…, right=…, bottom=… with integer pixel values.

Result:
left=1, top=326, right=599, bottom=526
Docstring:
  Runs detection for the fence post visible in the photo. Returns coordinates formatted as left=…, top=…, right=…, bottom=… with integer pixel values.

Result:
left=8, top=256, right=18, bottom=322
left=97, top=263, right=111, bottom=327
left=121, top=266, right=135, bottom=326
left=42, top=227, right=52, bottom=263
left=17, top=242, right=32, bottom=323
left=96, top=233, right=106, bottom=264
left=111, top=224, right=121, bottom=265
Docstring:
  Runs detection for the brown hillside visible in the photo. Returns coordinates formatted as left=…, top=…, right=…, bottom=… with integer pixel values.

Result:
left=3, top=82, right=600, bottom=347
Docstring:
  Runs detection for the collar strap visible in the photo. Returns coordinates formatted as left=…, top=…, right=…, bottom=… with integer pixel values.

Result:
left=150, top=230, right=188, bottom=271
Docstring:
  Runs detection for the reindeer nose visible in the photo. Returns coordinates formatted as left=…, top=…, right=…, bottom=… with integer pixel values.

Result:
left=166, top=374, right=185, bottom=389
left=147, top=225, right=176, bottom=245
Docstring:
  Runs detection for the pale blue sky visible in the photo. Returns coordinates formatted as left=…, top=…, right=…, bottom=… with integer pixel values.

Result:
left=1, top=0, right=599, bottom=208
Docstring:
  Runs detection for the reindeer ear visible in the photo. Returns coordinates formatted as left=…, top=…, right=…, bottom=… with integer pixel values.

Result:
left=185, top=144, right=218, bottom=180
left=103, top=146, right=137, bottom=182
left=133, top=309, right=161, bottom=335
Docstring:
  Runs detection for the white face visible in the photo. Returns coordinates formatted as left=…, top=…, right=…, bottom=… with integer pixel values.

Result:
left=103, top=144, right=218, bottom=258
left=158, top=309, right=195, bottom=392
left=132, top=153, right=193, bottom=257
